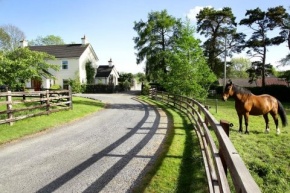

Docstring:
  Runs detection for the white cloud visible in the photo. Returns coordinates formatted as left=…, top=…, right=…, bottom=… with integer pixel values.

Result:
left=186, top=6, right=213, bottom=22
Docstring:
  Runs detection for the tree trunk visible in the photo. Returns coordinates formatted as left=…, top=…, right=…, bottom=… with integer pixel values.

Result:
left=161, top=29, right=167, bottom=73
left=287, top=30, right=290, bottom=50
left=262, top=46, right=266, bottom=88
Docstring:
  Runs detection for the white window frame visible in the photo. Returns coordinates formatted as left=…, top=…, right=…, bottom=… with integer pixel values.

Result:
left=62, top=61, right=68, bottom=70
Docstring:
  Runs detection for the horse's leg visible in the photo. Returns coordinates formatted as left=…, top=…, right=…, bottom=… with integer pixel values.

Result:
left=244, top=113, right=249, bottom=134
left=238, top=113, right=243, bottom=133
left=270, top=111, right=280, bottom=135
left=263, top=113, right=270, bottom=133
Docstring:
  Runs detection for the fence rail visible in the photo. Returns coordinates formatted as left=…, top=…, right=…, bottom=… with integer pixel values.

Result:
left=150, top=90, right=261, bottom=193
left=0, top=87, right=72, bottom=125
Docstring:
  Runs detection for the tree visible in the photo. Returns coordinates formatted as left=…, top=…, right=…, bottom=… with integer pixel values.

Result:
left=85, top=60, right=95, bottom=84
left=134, top=72, right=146, bottom=83
left=196, top=7, right=245, bottom=77
left=278, top=69, right=290, bottom=82
left=29, top=35, right=65, bottom=46
left=0, top=24, right=25, bottom=51
left=0, top=28, right=10, bottom=50
left=159, top=20, right=216, bottom=98
left=279, top=54, right=290, bottom=66
left=118, top=72, right=134, bottom=91
left=267, top=6, right=290, bottom=66
left=267, top=6, right=290, bottom=49
left=240, top=7, right=287, bottom=87
left=133, top=10, right=182, bottom=81
left=0, top=48, right=59, bottom=89
left=227, top=57, right=251, bottom=78
left=119, top=72, right=134, bottom=83
left=246, top=61, right=274, bottom=84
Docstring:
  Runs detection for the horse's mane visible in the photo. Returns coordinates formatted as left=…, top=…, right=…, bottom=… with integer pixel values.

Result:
left=232, top=84, right=252, bottom=95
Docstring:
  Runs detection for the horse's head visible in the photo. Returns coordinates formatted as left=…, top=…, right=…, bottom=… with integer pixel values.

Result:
left=222, top=80, right=234, bottom=101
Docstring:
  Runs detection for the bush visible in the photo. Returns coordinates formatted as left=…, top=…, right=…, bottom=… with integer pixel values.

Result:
left=50, top=84, right=61, bottom=89
left=85, top=84, right=116, bottom=93
left=69, top=79, right=84, bottom=93
left=141, top=83, right=150, bottom=95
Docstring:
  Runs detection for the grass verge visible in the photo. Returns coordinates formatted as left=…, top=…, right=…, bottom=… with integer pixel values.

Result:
left=0, top=96, right=104, bottom=145
left=133, top=96, right=207, bottom=193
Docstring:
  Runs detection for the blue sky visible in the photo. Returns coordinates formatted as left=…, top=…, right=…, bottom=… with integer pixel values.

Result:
left=0, top=0, right=289, bottom=73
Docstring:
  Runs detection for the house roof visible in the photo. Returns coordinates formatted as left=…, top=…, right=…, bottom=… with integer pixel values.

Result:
left=256, top=77, right=289, bottom=87
left=218, top=77, right=289, bottom=87
left=29, top=44, right=89, bottom=58
left=95, top=65, right=115, bottom=78
left=219, top=78, right=257, bottom=87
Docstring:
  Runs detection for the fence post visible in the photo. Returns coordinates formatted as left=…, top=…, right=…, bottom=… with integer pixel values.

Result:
left=219, top=119, right=231, bottom=175
left=46, top=89, right=50, bottom=112
left=204, top=106, right=209, bottom=126
left=40, top=93, right=43, bottom=104
left=69, top=85, right=73, bottom=110
left=191, top=100, right=195, bottom=115
left=6, top=91, right=13, bottom=126
left=173, top=95, right=176, bottom=107
left=215, top=99, right=218, bottom=113
left=180, top=96, right=182, bottom=110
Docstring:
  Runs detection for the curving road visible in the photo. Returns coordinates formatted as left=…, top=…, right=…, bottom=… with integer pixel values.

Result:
left=0, top=91, right=169, bottom=193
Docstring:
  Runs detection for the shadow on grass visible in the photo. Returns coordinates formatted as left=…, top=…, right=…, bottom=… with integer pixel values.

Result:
left=132, top=98, right=207, bottom=193
left=175, top=113, right=207, bottom=193
left=229, top=127, right=265, bottom=135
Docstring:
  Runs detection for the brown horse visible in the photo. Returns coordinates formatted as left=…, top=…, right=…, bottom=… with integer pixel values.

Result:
left=222, top=80, right=287, bottom=134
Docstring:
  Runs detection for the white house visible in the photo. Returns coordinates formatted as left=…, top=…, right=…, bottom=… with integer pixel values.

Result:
left=95, top=58, right=119, bottom=86
left=22, top=36, right=99, bottom=90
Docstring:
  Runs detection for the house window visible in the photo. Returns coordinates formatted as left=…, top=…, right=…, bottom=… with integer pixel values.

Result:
left=62, top=61, right=68, bottom=69
left=63, top=79, right=69, bottom=89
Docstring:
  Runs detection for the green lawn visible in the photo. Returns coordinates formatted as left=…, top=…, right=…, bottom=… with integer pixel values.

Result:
left=0, top=96, right=104, bottom=145
left=133, top=96, right=208, bottom=193
left=204, top=97, right=290, bottom=193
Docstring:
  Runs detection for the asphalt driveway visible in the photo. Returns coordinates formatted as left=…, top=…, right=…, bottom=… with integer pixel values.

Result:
left=0, top=91, right=169, bottom=193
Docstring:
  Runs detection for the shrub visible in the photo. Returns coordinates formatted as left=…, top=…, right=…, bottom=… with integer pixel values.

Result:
left=69, top=79, right=84, bottom=93
left=50, top=84, right=61, bottom=89
left=141, top=83, right=150, bottom=95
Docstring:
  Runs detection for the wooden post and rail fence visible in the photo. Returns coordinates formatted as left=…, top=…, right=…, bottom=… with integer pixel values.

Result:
left=0, top=87, right=72, bottom=125
left=150, top=89, right=261, bottom=193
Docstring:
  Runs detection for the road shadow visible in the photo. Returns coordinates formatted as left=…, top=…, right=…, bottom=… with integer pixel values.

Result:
left=106, top=103, right=145, bottom=111
left=36, top=98, right=163, bottom=193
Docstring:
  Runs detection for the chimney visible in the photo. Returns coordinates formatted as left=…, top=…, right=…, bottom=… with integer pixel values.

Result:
left=81, top=35, right=88, bottom=45
left=20, top=39, right=28, bottom=48
left=108, top=58, right=113, bottom=67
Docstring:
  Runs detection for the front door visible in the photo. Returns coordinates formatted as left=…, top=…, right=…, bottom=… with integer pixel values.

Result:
left=31, top=79, right=42, bottom=91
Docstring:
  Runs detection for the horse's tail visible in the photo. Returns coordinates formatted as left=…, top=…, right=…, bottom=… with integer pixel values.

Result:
left=278, top=100, right=288, bottom=127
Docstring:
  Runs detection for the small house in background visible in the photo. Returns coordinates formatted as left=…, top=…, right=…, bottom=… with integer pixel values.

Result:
left=95, top=58, right=119, bottom=86
left=218, top=78, right=257, bottom=87
left=24, top=36, right=99, bottom=90
left=219, top=77, right=289, bottom=87
left=255, top=77, right=289, bottom=87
